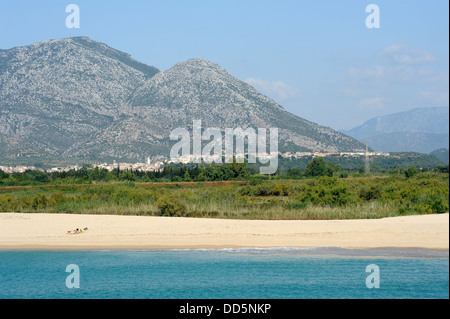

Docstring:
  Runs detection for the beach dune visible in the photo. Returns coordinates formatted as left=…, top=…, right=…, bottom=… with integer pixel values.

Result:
left=0, top=213, right=448, bottom=250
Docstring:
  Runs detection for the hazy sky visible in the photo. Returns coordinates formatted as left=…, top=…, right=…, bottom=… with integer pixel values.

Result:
left=1, top=0, right=448, bottom=130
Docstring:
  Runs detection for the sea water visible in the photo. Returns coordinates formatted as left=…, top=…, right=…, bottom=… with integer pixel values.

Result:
left=0, top=247, right=448, bottom=299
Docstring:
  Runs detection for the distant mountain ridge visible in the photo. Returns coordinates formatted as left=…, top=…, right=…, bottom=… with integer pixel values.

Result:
left=0, top=37, right=365, bottom=163
left=341, top=107, right=449, bottom=154
left=366, top=132, right=449, bottom=154
left=430, top=148, right=449, bottom=164
left=342, top=106, right=449, bottom=140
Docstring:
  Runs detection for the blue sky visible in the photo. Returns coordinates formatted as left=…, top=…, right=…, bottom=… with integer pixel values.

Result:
left=0, top=0, right=448, bottom=130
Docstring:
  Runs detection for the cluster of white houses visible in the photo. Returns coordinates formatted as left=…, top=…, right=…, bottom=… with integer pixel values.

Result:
left=280, top=151, right=388, bottom=158
left=0, top=158, right=165, bottom=174
left=1, top=151, right=389, bottom=174
left=92, top=160, right=164, bottom=173
left=0, top=165, right=42, bottom=173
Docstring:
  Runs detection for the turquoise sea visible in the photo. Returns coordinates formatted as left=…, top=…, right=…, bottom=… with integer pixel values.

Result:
left=0, top=247, right=448, bottom=299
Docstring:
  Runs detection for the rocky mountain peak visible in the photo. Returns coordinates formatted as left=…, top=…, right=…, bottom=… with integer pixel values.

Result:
left=0, top=37, right=365, bottom=162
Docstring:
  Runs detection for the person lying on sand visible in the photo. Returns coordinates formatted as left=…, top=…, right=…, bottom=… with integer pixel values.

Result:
left=67, top=227, right=88, bottom=235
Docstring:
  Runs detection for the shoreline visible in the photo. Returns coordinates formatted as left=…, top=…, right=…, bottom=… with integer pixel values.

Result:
left=1, top=246, right=448, bottom=260
left=0, top=212, right=448, bottom=252
left=2, top=244, right=447, bottom=252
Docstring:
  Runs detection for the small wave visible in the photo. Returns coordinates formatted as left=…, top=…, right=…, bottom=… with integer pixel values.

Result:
left=172, top=246, right=448, bottom=258
left=94, top=246, right=449, bottom=258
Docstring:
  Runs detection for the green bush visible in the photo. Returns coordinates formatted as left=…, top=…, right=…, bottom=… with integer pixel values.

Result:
left=295, top=178, right=355, bottom=207
left=155, top=195, right=187, bottom=217
left=31, top=193, right=55, bottom=210
left=329, top=185, right=353, bottom=206
left=398, top=205, right=410, bottom=215
left=404, top=166, right=419, bottom=179
left=272, top=183, right=290, bottom=196
left=248, top=175, right=265, bottom=186
left=427, top=194, right=449, bottom=214
left=304, top=157, right=327, bottom=177
left=0, top=194, right=19, bottom=212
left=49, top=191, right=68, bottom=204
left=338, top=171, right=349, bottom=178
left=359, top=185, right=382, bottom=201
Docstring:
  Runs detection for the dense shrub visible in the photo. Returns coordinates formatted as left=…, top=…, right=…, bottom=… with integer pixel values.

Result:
left=155, top=195, right=187, bottom=217
left=304, top=157, right=327, bottom=177
left=31, top=193, right=55, bottom=210
left=427, top=193, right=449, bottom=214
left=359, top=185, right=382, bottom=201
left=239, top=182, right=290, bottom=197
left=404, top=166, right=419, bottom=179
left=0, top=194, right=18, bottom=211
left=295, top=177, right=356, bottom=207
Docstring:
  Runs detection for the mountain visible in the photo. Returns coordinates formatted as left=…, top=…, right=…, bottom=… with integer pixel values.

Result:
left=430, top=148, right=449, bottom=164
left=0, top=37, right=159, bottom=159
left=342, top=107, right=449, bottom=140
left=0, top=37, right=365, bottom=163
left=365, top=132, right=449, bottom=154
left=341, top=107, right=449, bottom=154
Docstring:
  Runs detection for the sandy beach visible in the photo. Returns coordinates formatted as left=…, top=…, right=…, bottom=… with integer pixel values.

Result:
left=0, top=212, right=448, bottom=251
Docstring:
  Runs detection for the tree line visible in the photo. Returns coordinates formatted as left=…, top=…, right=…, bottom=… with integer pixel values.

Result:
left=0, top=157, right=448, bottom=186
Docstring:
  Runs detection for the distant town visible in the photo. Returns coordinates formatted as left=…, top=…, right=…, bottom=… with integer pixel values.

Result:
left=0, top=151, right=389, bottom=174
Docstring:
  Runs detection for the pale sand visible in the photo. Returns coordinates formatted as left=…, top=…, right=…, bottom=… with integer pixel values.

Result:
left=0, top=213, right=448, bottom=251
